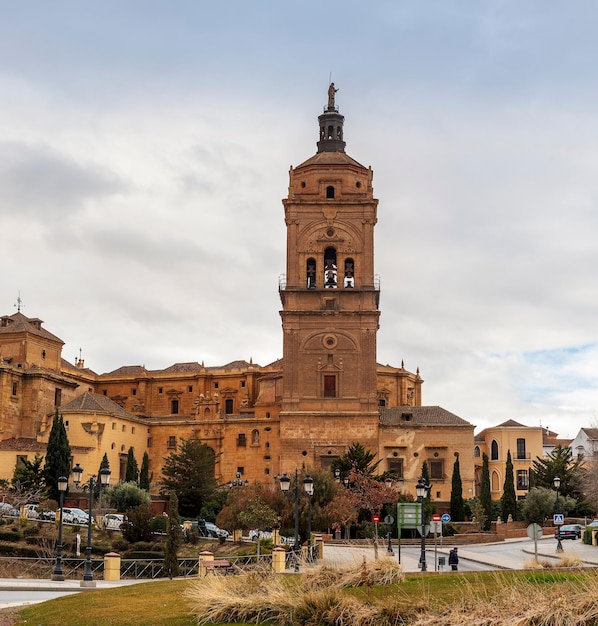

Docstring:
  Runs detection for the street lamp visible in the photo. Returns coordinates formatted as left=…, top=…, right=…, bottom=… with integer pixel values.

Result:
left=416, top=475, right=430, bottom=571
left=304, top=475, right=314, bottom=561
left=72, top=463, right=111, bottom=586
left=553, top=476, right=563, bottom=553
left=228, top=471, right=249, bottom=488
left=279, top=470, right=315, bottom=570
left=384, top=477, right=394, bottom=556
left=51, top=475, right=68, bottom=581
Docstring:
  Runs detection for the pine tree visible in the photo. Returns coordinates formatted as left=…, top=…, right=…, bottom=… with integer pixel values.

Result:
left=125, top=447, right=139, bottom=483
left=43, top=410, right=72, bottom=502
left=163, top=491, right=182, bottom=578
left=450, top=453, right=465, bottom=521
left=480, top=453, right=492, bottom=531
left=501, top=450, right=517, bottom=521
left=139, top=451, right=151, bottom=491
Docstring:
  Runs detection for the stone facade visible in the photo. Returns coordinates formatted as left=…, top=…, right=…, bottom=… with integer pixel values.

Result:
left=0, top=89, right=479, bottom=507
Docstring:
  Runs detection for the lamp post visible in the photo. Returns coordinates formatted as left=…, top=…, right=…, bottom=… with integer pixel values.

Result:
left=279, top=470, right=315, bottom=570
left=51, top=475, right=68, bottom=581
left=416, top=475, right=430, bottom=571
left=72, top=463, right=111, bottom=586
left=304, top=475, right=314, bottom=561
left=554, top=476, right=563, bottom=553
left=384, top=477, right=394, bottom=556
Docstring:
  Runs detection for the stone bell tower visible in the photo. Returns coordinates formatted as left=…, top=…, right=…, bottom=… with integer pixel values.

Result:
left=279, top=85, right=380, bottom=471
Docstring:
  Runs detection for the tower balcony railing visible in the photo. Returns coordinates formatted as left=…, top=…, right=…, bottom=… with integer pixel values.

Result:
left=278, top=274, right=380, bottom=291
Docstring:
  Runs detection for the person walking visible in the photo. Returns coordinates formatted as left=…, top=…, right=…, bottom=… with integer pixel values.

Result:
left=449, top=547, right=459, bottom=571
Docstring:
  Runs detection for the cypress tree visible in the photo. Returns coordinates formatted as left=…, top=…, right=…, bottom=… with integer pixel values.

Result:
left=450, top=453, right=465, bottom=521
left=139, top=451, right=151, bottom=491
left=501, top=449, right=517, bottom=521
left=43, top=410, right=72, bottom=502
left=94, top=452, right=111, bottom=499
left=480, top=453, right=492, bottom=531
left=163, top=491, right=182, bottom=578
left=125, top=447, right=139, bottom=483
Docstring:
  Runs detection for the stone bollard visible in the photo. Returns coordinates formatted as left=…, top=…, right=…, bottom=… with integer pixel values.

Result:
left=272, top=547, right=286, bottom=573
left=104, top=552, right=121, bottom=581
left=233, top=529, right=242, bottom=542
left=314, top=534, right=324, bottom=560
left=272, top=529, right=280, bottom=545
left=199, top=551, right=214, bottom=577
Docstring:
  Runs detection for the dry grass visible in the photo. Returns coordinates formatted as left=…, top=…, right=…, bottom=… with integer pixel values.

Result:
left=185, top=563, right=598, bottom=626
left=524, top=555, right=584, bottom=569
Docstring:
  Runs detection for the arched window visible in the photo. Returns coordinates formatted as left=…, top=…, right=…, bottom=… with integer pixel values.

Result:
left=491, top=470, right=500, bottom=492
left=324, top=248, right=337, bottom=288
left=491, top=440, right=499, bottom=460
left=474, top=446, right=480, bottom=458
left=344, top=258, right=354, bottom=288
left=306, top=258, right=316, bottom=289
left=252, top=429, right=260, bottom=445
left=326, top=185, right=335, bottom=199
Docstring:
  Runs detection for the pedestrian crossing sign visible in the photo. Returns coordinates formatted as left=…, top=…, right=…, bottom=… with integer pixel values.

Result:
left=553, top=514, right=564, bottom=525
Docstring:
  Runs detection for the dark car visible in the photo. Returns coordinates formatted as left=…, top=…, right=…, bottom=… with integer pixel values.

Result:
left=556, top=524, right=582, bottom=540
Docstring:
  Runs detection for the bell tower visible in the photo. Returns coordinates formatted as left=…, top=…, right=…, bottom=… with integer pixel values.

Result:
left=279, top=85, right=380, bottom=470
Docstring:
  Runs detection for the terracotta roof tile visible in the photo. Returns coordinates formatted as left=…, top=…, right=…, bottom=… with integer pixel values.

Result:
left=380, top=406, right=473, bottom=427
left=61, top=391, right=137, bottom=419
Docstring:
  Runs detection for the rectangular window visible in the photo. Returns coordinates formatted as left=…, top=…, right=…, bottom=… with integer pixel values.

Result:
left=16, top=455, right=27, bottom=468
left=158, top=387, right=163, bottom=394
left=167, top=436, right=176, bottom=449
left=214, top=382, right=219, bottom=389
left=236, top=467, right=244, bottom=475
left=11, top=382, right=17, bottom=396
left=54, top=388, right=62, bottom=407
left=237, top=433, right=246, bottom=447
left=188, top=385, right=193, bottom=393
left=171, top=400, right=179, bottom=414
left=132, top=389, right=137, bottom=396
left=387, top=458, right=404, bottom=478
left=516, top=469, right=529, bottom=490
left=429, top=460, right=444, bottom=480
left=323, top=375, right=336, bottom=398
left=225, top=398, right=233, bottom=414
left=122, top=425, right=126, bottom=432
left=147, top=437, right=152, bottom=448
left=132, top=427, right=135, bottom=434
left=241, top=381, right=245, bottom=388
left=516, top=438, right=526, bottom=460
left=103, top=389, right=107, bottom=395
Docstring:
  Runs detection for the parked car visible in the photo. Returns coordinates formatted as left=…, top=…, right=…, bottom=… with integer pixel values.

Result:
left=0, top=502, right=18, bottom=518
left=62, top=508, right=90, bottom=525
left=39, top=509, right=56, bottom=521
left=586, top=520, right=598, bottom=528
left=249, top=529, right=273, bottom=541
left=204, top=521, right=229, bottom=539
left=104, top=513, right=125, bottom=530
left=556, top=524, right=582, bottom=540
left=23, top=504, right=40, bottom=519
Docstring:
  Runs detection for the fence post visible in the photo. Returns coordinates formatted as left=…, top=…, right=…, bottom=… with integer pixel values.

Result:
left=198, top=551, right=214, bottom=577
left=104, top=552, right=121, bottom=581
left=272, top=547, right=286, bottom=573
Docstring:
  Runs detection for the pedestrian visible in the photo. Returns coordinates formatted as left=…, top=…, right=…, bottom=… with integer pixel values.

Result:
left=449, top=547, right=459, bottom=571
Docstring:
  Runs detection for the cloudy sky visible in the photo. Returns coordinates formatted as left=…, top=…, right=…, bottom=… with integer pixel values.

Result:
left=1, top=2, right=596, bottom=438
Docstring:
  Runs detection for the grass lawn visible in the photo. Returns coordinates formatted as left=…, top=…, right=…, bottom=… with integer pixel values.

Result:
left=14, top=569, right=593, bottom=626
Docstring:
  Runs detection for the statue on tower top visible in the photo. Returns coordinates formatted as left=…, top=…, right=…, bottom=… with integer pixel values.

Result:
left=327, top=82, right=339, bottom=109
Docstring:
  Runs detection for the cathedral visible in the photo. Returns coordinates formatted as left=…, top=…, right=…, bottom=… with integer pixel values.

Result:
left=0, top=87, right=477, bottom=507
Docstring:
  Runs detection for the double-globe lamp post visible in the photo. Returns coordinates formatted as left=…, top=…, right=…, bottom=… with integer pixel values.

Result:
left=72, top=463, right=111, bottom=586
left=51, top=475, right=69, bottom=581
left=384, top=477, right=394, bottom=555
left=279, top=470, right=314, bottom=569
left=416, top=475, right=430, bottom=572
left=553, top=476, right=564, bottom=553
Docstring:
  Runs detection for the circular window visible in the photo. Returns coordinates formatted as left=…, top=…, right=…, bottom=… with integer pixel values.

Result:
left=302, top=450, right=308, bottom=457
left=434, top=452, right=439, bottom=458
left=392, top=451, right=398, bottom=457
left=413, top=452, right=419, bottom=457
left=326, top=228, right=335, bottom=237
left=322, top=334, right=338, bottom=349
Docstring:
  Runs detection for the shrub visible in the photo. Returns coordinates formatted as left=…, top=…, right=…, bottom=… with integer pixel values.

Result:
left=22, top=525, right=39, bottom=537
left=150, top=515, right=167, bottom=534
left=0, top=530, right=21, bottom=542
left=111, top=537, right=129, bottom=553
left=121, top=505, right=153, bottom=543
